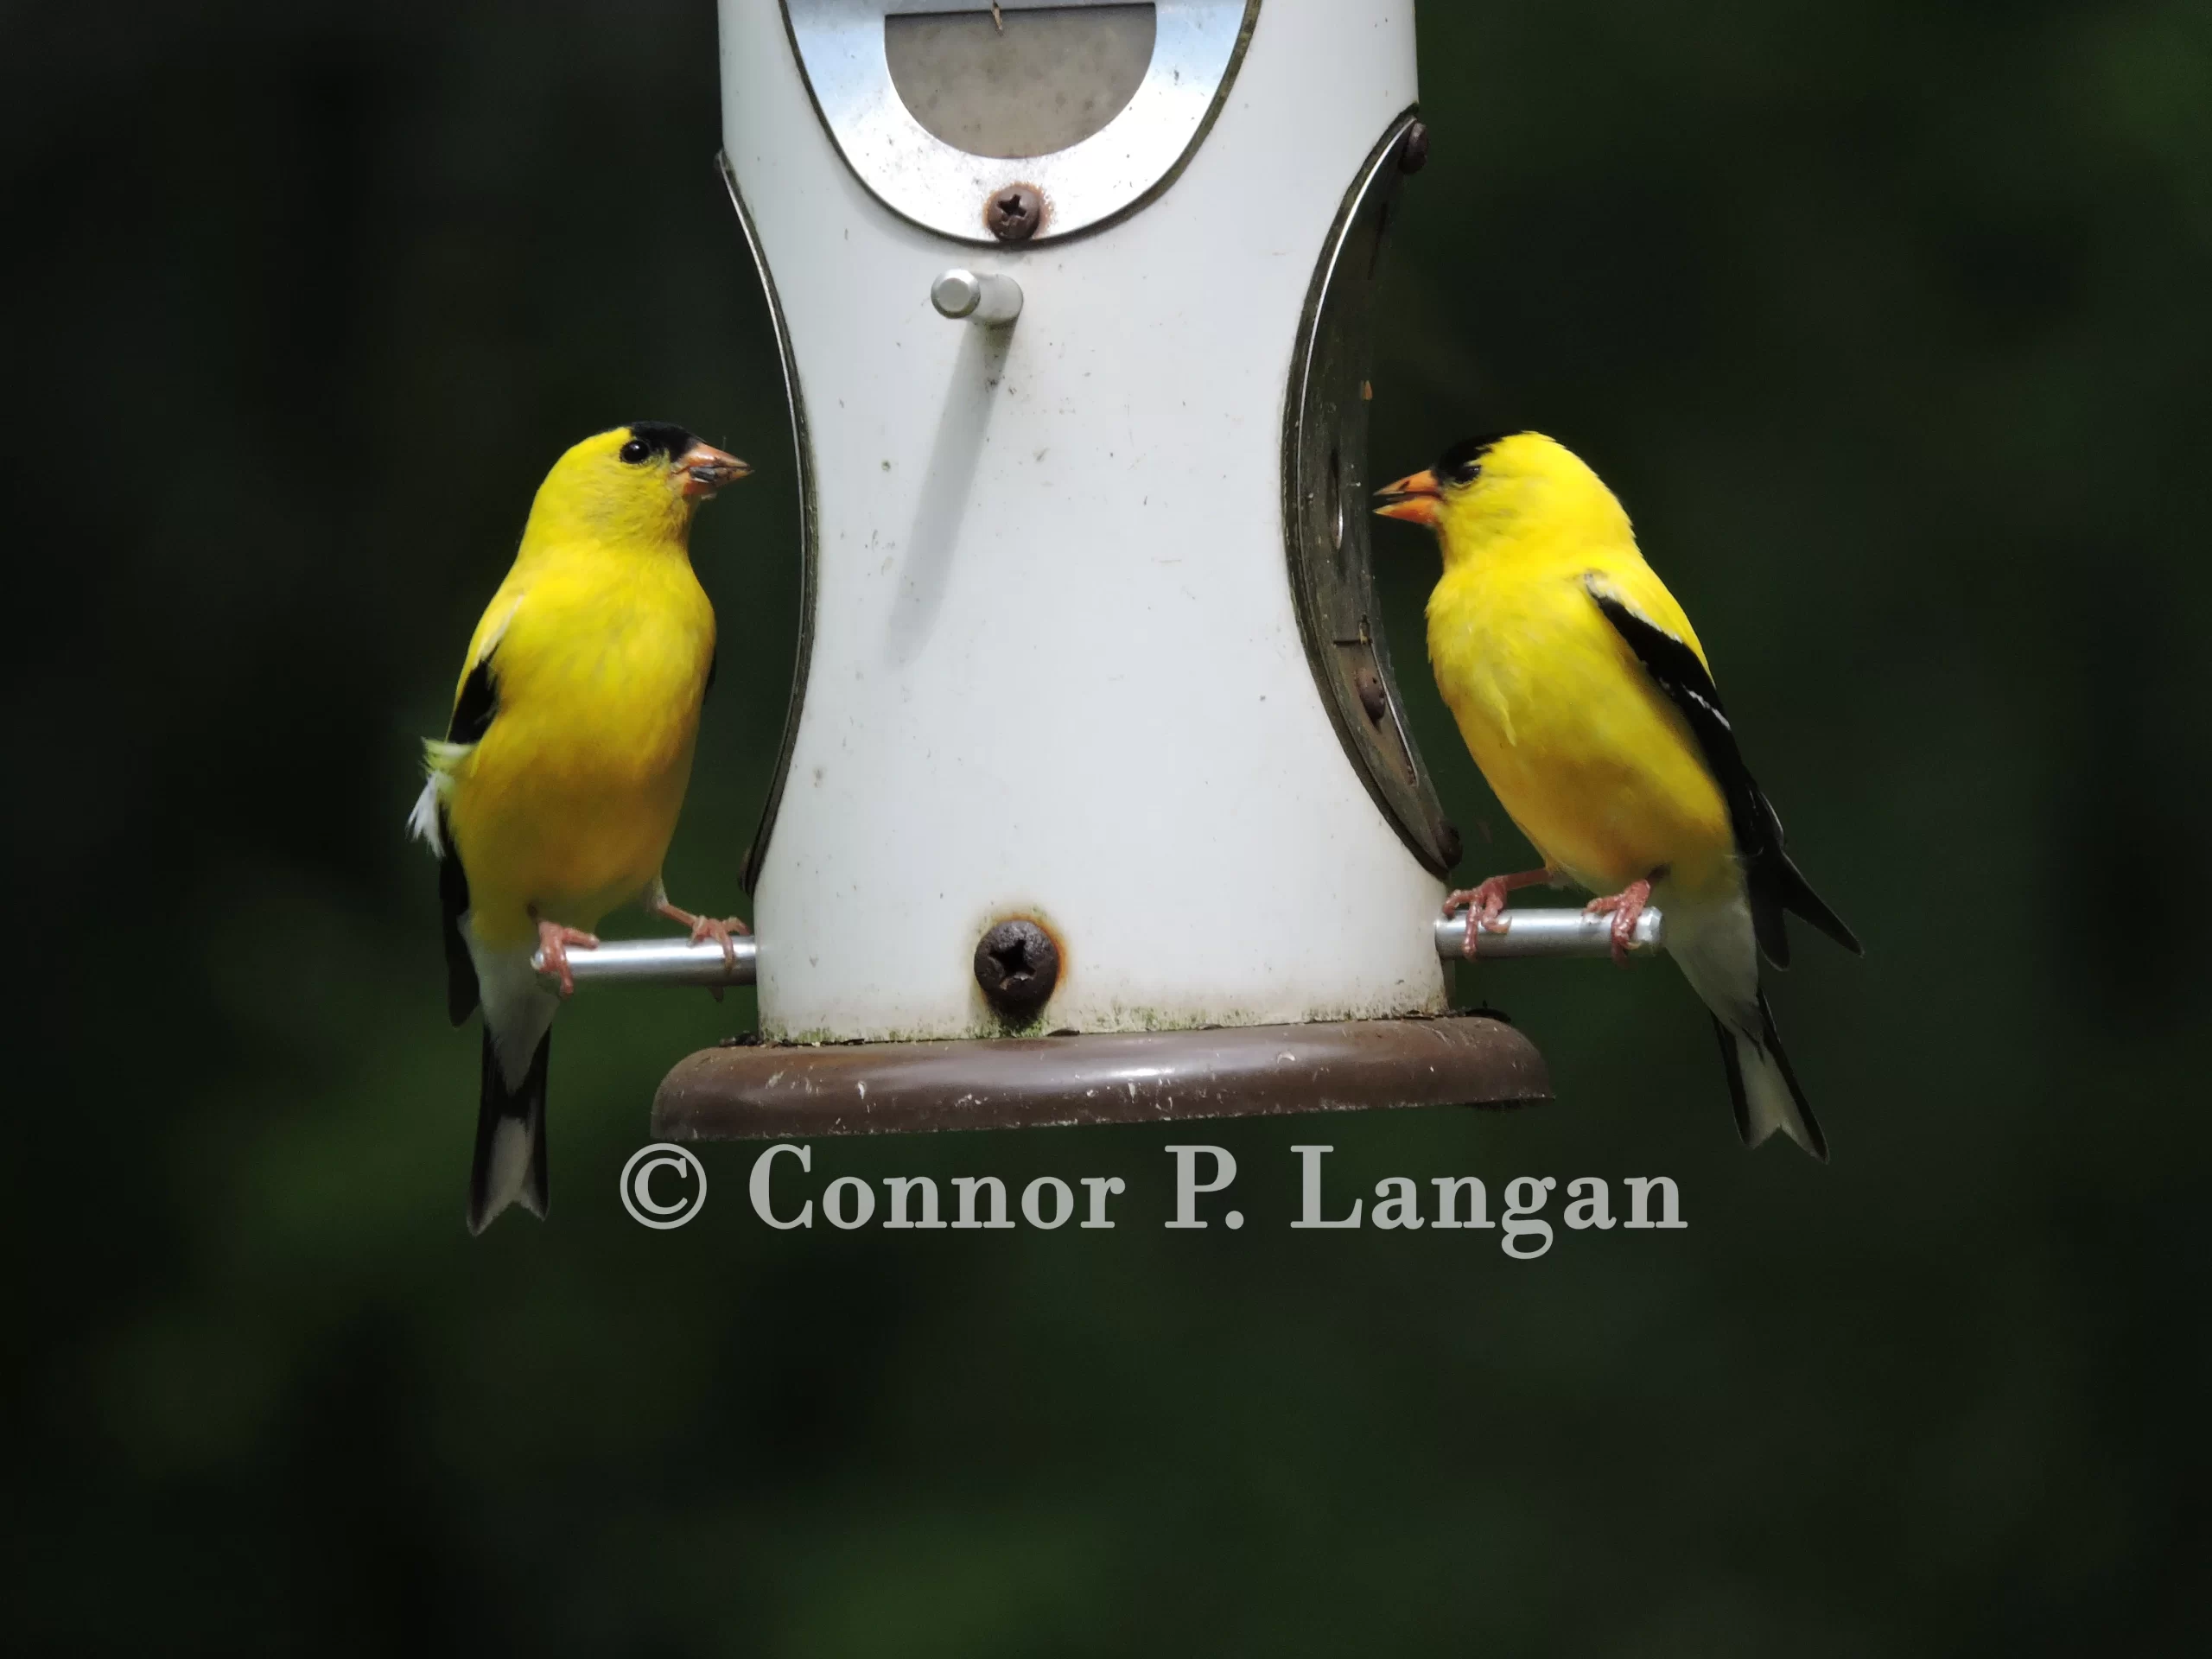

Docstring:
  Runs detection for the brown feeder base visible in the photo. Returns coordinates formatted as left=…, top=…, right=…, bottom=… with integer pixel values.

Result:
left=652, top=1014, right=1549, bottom=1141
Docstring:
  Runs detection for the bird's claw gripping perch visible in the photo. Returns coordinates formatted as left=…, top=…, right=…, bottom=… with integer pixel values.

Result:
left=685, top=913, right=751, bottom=966
left=1440, top=886, right=1511, bottom=959
left=535, top=919, right=601, bottom=998
left=654, top=899, right=750, bottom=965
left=1440, top=869, right=1554, bottom=959
left=1584, top=878, right=1654, bottom=967
left=654, top=899, right=750, bottom=999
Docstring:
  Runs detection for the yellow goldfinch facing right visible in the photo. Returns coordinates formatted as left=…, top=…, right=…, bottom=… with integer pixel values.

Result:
left=1377, top=432, right=1859, bottom=1157
left=409, top=423, right=750, bottom=1232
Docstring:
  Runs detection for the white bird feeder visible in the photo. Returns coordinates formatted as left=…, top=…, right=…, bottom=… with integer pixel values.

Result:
left=574, top=0, right=1669, bottom=1136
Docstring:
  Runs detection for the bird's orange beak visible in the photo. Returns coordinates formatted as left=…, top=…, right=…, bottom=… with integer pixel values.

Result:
left=678, top=442, right=752, bottom=499
left=1373, top=469, right=1442, bottom=526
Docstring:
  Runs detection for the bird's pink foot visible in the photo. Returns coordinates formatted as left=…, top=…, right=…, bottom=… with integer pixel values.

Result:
left=535, top=919, right=601, bottom=997
left=1441, top=868, right=1554, bottom=959
left=654, top=899, right=750, bottom=968
left=1583, top=878, right=1654, bottom=966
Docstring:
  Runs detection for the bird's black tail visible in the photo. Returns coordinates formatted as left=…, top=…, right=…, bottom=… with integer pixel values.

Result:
left=468, top=1027, right=550, bottom=1234
left=1775, top=844, right=1862, bottom=958
left=1712, top=994, right=1827, bottom=1162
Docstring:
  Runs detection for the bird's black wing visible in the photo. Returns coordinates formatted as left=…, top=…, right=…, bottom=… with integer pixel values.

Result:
left=447, top=652, right=499, bottom=746
left=440, top=811, right=477, bottom=1025
left=439, top=649, right=499, bottom=1023
left=1584, top=578, right=1860, bottom=968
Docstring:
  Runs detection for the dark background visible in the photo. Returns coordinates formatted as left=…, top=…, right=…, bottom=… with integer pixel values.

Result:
left=10, top=0, right=2209, bottom=1649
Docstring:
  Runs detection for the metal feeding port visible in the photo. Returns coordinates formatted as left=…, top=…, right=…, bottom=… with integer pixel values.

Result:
left=783, top=0, right=1255, bottom=244
left=1284, top=112, right=1462, bottom=879
left=671, top=0, right=1622, bottom=1139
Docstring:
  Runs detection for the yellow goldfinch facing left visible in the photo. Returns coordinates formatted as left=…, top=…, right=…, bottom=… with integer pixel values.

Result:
left=1377, top=432, right=1860, bottom=1158
left=408, top=423, right=750, bottom=1233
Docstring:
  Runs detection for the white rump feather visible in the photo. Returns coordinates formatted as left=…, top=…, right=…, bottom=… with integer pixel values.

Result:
left=405, top=740, right=474, bottom=853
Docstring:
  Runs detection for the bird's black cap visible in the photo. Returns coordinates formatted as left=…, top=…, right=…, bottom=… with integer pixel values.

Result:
left=1434, top=431, right=1520, bottom=486
left=621, top=421, right=696, bottom=462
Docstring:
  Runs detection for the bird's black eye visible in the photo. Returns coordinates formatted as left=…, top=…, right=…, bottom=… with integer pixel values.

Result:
left=619, top=438, right=652, bottom=465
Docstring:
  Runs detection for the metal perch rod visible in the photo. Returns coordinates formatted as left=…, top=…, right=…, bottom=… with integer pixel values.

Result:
left=538, top=935, right=761, bottom=988
left=1432, top=907, right=1663, bottom=960
left=536, top=908, right=1664, bottom=990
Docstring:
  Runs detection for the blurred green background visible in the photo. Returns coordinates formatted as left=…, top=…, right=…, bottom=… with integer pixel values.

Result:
left=10, top=0, right=2209, bottom=1649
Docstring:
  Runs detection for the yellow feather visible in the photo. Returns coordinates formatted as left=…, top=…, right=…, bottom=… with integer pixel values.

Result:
left=439, top=429, right=718, bottom=948
left=1421, top=433, right=1734, bottom=898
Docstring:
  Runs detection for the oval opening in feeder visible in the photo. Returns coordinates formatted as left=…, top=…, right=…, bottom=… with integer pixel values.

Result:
left=887, top=4, right=1157, bottom=160
left=1284, top=113, right=1462, bottom=878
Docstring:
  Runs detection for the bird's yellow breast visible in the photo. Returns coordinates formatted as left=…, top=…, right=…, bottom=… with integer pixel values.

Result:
left=447, top=548, right=715, bottom=944
left=1427, top=551, right=1734, bottom=895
